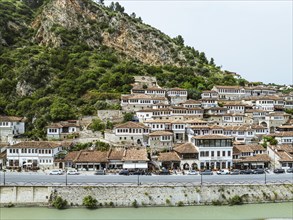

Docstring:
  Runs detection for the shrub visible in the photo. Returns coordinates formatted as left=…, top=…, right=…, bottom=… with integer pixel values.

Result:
left=83, top=195, right=97, bottom=209
left=165, top=199, right=171, bottom=205
left=212, top=200, right=222, bottom=206
left=52, top=196, right=68, bottom=209
left=132, top=199, right=138, bottom=208
left=228, top=195, right=243, bottom=206
left=177, top=201, right=184, bottom=207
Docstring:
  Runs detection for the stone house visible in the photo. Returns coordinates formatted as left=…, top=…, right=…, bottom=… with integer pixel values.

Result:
left=122, top=148, right=149, bottom=170
left=121, top=94, right=168, bottom=112
left=267, top=145, right=293, bottom=169
left=148, top=131, right=173, bottom=153
left=47, top=120, right=80, bottom=140
left=233, top=154, right=270, bottom=169
left=64, top=150, right=108, bottom=171
left=0, top=116, right=26, bottom=143
left=157, top=151, right=181, bottom=170
left=105, top=121, right=150, bottom=147
left=174, top=142, right=199, bottom=170
left=167, top=88, right=188, bottom=105
left=180, top=99, right=202, bottom=108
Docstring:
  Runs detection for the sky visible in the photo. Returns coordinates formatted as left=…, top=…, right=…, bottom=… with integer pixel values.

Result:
left=104, top=0, right=292, bottom=85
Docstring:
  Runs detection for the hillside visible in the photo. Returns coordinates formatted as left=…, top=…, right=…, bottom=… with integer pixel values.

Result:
left=0, top=0, right=247, bottom=139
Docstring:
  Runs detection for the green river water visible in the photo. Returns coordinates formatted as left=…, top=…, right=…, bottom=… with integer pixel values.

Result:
left=0, top=203, right=292, bottom=220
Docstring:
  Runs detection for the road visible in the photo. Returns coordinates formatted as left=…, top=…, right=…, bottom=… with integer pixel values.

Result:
left=0, top=171, right=292, bottom=186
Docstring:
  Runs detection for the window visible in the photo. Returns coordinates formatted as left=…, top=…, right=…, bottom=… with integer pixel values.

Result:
left=217, top=151, right=220, bottom=157
left=211, top=151, right=214, bottom=157
left=228, top=151, right=231, bottom=157
left=222, top=151, right=226, bottom=157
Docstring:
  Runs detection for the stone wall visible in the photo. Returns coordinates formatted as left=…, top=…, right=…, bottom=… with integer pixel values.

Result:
left=0, top=186, right=51, bottom=205
left=1, top=184, right=292, bottom=207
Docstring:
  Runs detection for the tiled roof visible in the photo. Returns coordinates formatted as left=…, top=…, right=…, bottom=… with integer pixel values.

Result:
left=233, top=145, right=253, bottom=153
left=115, top=121, right=148, bottom=129
left=9, top=141, right=62, bottom=149
left=47, top=120, right=80, bottom=128
left=0, top=116, right=26, bottom=122
left=0, top=151, right=6, bottom=159
left=193, top=135, right=233, bottom=140
left=128, top=94, right=166, bottom=100
left=74, top=151, right=108, bottom=163
left=275, top=145, right=293, bottom=154
left=158, top=152, right=181, bottom=162
left=276, top=151, right=293, bottom=162
left=168, top=87, right=187, bottom=91
left=174, top=142, right=198, bottom=154
left=122, top=148, right=149, bottom=162
left=181, top=99, right=201, bottom=104
left=64, top=151, right=80, bottom=161
left=149, top=131, right=173, bottom=136
left=107, top=149, right=124, bottom=160
left=214, top=86, right=243, bottom=89
left=241, top=154, right=271, bottom=162
left=270, top=132, right=293, bottom=137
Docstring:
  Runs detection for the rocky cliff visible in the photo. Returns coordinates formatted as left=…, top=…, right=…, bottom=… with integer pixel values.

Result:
left=31, top=0, right=194, bottom=66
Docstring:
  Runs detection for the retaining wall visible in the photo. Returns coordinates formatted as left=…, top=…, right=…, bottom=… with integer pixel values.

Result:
left=1, top=184, right=292, bottom=207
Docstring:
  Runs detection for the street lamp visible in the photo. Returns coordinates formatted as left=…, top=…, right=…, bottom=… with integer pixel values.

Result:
left=65, top=168, right=68, bottom=186
left=3, top=169, right=6, bottom=186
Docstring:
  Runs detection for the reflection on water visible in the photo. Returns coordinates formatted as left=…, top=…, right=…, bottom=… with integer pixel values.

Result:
left=1, top=202, right=293, bottom=220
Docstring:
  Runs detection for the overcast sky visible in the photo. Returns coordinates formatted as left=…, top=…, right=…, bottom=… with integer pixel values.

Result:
left=104, top=0, right=292, bottom=85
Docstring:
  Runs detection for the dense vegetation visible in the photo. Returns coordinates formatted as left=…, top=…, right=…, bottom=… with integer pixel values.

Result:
left=0, top=0, right=249, bottom=139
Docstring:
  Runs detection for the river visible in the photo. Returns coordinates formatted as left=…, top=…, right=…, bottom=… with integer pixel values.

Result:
left=1, top=203, right=292, bottom=220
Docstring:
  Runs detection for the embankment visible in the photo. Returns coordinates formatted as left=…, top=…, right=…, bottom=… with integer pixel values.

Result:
left=1, top=184, right=292, bottom=207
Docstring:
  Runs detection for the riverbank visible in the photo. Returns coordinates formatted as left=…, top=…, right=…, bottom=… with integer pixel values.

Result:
left=1, top=203, right=293, bottom=220
left=1, top=183, right=293, bottom=208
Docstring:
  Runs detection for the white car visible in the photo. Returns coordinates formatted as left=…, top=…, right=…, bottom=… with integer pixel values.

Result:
left=216, top=169, right=230, bottom=175
left=49, top=170, right=63, bottom=175
left=67, top=170, right=79, bottom=175
left=187, top=170, right=198, bottom=175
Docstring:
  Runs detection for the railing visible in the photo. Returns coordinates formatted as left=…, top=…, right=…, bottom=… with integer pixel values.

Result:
left=0, top=180, right=292, bottom=187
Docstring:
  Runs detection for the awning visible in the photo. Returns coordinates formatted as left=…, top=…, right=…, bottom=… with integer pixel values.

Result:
left=123, top=163, right=148, bottom=169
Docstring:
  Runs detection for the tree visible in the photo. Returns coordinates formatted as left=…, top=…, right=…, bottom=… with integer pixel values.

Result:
left=114, top=2, right=125, bottom=13
left=50, top=98, right=76, bottom=121
left=173, top=35, right=184, bottom=46
left=99, top=0, right=104, bottom=5
left=90, top=119, right=106, bottom=132
left=123, top=112, right=134, bottom=122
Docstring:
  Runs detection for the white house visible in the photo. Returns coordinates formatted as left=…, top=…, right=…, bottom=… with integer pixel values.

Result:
left=167, top=88, right=188, bottom=105
left=6, top=141, right=63, bottom=169
left=191, top=134, right=234, bottom=170
left=47, top=120, right=80, bottom=140
left=0, top=116, right=26, bottom=143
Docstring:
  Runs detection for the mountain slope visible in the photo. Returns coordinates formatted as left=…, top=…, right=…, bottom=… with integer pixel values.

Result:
left=0, top=0, right=247, bottom=139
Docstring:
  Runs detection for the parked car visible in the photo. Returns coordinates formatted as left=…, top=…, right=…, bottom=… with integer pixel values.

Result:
left=159, top=169, right=170, bottom=175
left=240, top=169, right=254, bottom=175
left=187, top=170, right=198, bottom=175
left=216, top=169, right=230, bottom=175
left=200, top=170, right=213, bottom=175
left=67, top=170, right=79, bottom=175
left=119, top=169, right=130, bottom=176
left=253, top=169, right=265, bottom=174
left=49, top=170, right=63, bottom=175
left=273, top=168, right=285, bottom=174
left=230, top=169, right=240, bottom=175
left=286, top=168, right=293, bottom=173
left=94, top=170, right=106, bottom=175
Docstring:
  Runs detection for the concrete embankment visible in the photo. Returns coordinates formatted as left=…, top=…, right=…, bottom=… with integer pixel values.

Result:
left=1, top=184, right=293, bottom=207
